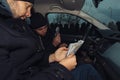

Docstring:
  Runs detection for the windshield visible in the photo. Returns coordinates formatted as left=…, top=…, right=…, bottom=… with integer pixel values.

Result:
left=82, top=0, right=120, bottom=28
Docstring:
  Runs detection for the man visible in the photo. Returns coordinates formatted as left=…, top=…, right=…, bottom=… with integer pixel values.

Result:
left=30, top=12, right=67, bottom=53
left=0, top=0, right=76, bottom=80
left=30, top=12, right=103, bottom=80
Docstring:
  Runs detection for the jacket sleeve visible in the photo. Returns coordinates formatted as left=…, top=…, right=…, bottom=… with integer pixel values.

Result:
left=0, top=47, right=73, bottom=80
left=28, top=62, right=73, bottom=80
left=0, top=48, right=14, bottom=80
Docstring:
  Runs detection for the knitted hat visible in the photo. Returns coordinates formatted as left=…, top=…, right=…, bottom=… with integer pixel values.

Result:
left=30, top=12, right=47, bottom=29
left=22, top=0, right=34, bottom=4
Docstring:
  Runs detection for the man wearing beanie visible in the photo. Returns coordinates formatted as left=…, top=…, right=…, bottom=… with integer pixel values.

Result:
left=30, top=12, right=103, bottom=80
left=0, top=0, right=77, bottom=80
left=30, top=12, right=63, bottom=53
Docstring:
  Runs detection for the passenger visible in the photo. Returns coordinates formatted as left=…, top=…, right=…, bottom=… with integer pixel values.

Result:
left=30, top=12, right=103, bottom=80
left=30, top=12, right=67, bottom=53
left=0, top=0, right=76, bottom=80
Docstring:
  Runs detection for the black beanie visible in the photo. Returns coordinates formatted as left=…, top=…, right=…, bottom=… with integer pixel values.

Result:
left=30, top=12, right=47, bottom=29
left=22, top=0, right=34, bottom=4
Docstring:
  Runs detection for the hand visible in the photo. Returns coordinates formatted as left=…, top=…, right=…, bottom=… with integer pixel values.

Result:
left=52, top=33, right=61, bottom=47
left=49, top=47, right=68, bottom=63
left=59, top=54, right=77, bottom=71
left=59, top=43, right=68, bottom=47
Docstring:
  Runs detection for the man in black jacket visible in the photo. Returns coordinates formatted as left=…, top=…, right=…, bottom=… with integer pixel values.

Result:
left=0, top=0, right=77, bottom=80
left=30, top=12, right=67, bottom=53
left=30, top=12, right=103, bottom=80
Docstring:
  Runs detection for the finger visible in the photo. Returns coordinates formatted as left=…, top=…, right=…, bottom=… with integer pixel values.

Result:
left=57, top=33, right=60, bottom=36
left=58, top=47, right=68, bottom=51
left=67, top=53, right=74, bottom=57
left=58, top=40, right=61, bottom=43
left=55, top=33, right=60, bottom=38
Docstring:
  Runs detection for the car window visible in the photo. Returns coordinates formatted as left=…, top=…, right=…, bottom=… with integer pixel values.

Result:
left=82, top=0, right=120, bottom=31
left=47, top=13, right=101, bottom=39
left=47, top=13, right=89, bottom=35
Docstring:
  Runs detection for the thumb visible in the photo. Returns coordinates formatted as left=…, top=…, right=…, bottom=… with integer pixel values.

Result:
left=67, top=53, right=74, bottom=57
left=59, top=47, right=68, bottom=51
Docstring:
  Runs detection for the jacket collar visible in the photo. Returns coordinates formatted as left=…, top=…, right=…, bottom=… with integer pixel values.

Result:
left=0, top=7, right=12, bottom=18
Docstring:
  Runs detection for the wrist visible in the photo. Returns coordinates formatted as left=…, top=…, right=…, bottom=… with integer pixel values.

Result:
left=49, top=53, right=55, bottom=63
left=59, top=61, right=71, bottom=71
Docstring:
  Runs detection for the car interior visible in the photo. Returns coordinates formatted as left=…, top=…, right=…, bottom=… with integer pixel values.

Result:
left=33, top=0, right=120, bottom=80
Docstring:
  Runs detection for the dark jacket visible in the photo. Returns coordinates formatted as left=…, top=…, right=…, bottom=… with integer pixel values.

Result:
left=41, top=28, right=57, bottom=53
left=0, top=5, right=72, bottom=80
